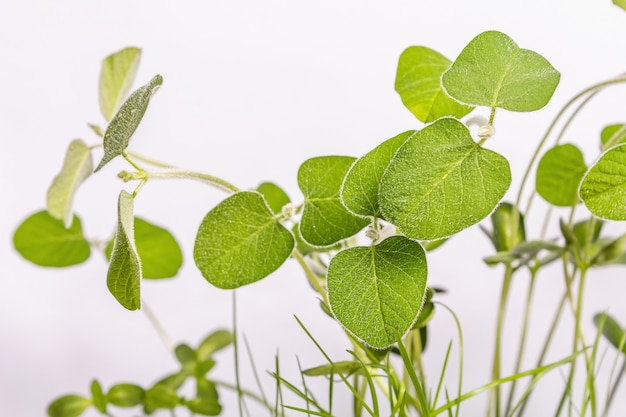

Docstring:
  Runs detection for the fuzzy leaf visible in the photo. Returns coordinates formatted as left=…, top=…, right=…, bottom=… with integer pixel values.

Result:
left=95, top=75, right=163, bottom=172
left=327, top=235, right=428, bottom=349
left=256, top=182, right=290, bottom=214
left=194, top=191, right=294, bottom=289
left=99, top=47, right=142, bottom=121
left=442, top=31, right=560, bottom=111
left=380, top=117, right=511, bottom=240
left=46, top=139, right=93, bottom=227
left=341, top=131, right=415, bottom=218
left=536, top=144, right=587, bottom=207
left=299, top=156, right=369, bottom=246
left=13, top=211, right=90, bottom=267
left=107, top=191, right=142, bottom=310
left=580, top=143, right=626, bottom=220
left=395, top=46, right=473, bottom=122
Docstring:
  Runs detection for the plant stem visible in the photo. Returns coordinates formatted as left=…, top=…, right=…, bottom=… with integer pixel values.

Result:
left=141, top=168, right=240, bottom=193
left=141, top=300, right=175, bottom=353
left=291, top=250, right=329, bottom=305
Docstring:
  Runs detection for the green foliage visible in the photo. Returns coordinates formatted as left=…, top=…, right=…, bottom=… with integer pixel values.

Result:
left=601, top=123, right=626, bottom=150
left=536, top=144, right=587, bottom=207
left=107, top=384, right=145, bottom=407
left=594, top=313, right=626, bottom=353
left=256, top=181, right=291, bottom=214
left=13, top=210, right=90, bottom=267
left=580, top=143, right=626, bottom=220
left=194, top=191, right=294, bottom=288
left=99, top=47, right=142, bottom=121
left=442, top=31, right=560, bottom=111
left=47, top=395, right=91, bottom=417
left=615, top=0, right=626, bottom=11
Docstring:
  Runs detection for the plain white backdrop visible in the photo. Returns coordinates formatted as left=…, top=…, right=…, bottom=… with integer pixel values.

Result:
left=3, top=1, right=626, bottom=416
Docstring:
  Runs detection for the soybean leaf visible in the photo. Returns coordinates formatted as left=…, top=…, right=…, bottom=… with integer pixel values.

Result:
left=196, top=330, right=233, bottom=360
left=107, top=191, right=142, bottom=310
left=441, top=31, right=560, bottom=111
left=107, top=384, right=145, bottom=407
left=615, top=0, right=626, bottom=11
left=594, top=313, right=626, bottom=353
left=48, top=395, right=92, bottom=417
left=327, top=235, right=427, bottom=349
left=95, top=75, right=163, bottom=172
left=194, top=191, right=294, bottom=289
left=99, top=47, right=142, bottom=121
left=536, top=144, right=587, bottom=207
left=105, top=217, right=183, bottom=279
left=256, top=182, right=290, bottom=214
left=380, top=117, right=511, bottom=240
left=13, top=210, right=90, bottom=267
left=341, top=131, right=415, bottom=218
left=90, top=380, right=106, bottom=414
left=46, top=139, right=93, bottom=228
left=395, top=46, right=473, bottom=122
left=580, top=143, right=626, bottom=220
left=299, top=156, right=369, bottom=247
left=601, top=123, right=626, bottom=151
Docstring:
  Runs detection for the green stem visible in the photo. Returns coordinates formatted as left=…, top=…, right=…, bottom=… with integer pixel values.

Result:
left=141, top=300, right=174, bottom=353
left=141, top=169, right=240, bottom=193
left=126, top=150, right=175, bottom=168
left=291, top=250, right=328, bottom=305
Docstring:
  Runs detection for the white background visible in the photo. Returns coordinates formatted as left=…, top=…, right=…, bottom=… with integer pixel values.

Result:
left=2, top=1, right=626, bottom=416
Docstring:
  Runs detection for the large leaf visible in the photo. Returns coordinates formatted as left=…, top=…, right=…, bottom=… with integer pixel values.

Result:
left=395, top=46, right=474, bottom=123
left=46, top=139, right=93, bottom=228
left=380, top=117, right=511, bottom=240
left=107, top=191, right=142, bottom=310
left=536, top=144, right=586, bottom=207
left=327, top=235, right=427, bottom=349
left=95, top=75, right=163, bottom=172
left=579, top=143, right=626, bottom=220
left=13, top=211, right=90, bottom=267
left=99, top=47, right=142, bottom=121
left=194, top=191, right=294, bottom=289
left=105, top=217, right=183, bottom=279
left=441, top=31, right=560, bottom=112
left=341, top=131, right=415, bottom=218
left=601, top=123, right=626, bottom=151
left=298, top=156, right=369, bottom=246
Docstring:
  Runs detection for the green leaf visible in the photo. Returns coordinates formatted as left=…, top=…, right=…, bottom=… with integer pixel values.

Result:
left=594, top=313, right=626, bottom=353
left=186, top=398, right=221, bottom=416
left=256, top=182, right=290, bottom=214
left=441, top=31, right=560, bottom=111
left=194, top=191, right=294, bottom=289
left=48, top=395, right=91, bottom=417
left=107, top=191, right=142, bottom=310
left=196, top=378, right=218, bottom=400
left=144, top=385, right=179, bottom=411
left=298, top=156, right=369, bottom=246
left=175, top=343, right=197, bottom=368
left=601, top=124, right=626, bottom=150
left=46, top=139, right=93, bottom=228
left=95, top=74, right=163, bottom=172
left=99, top=47, right=142, bottom=121
left=194, top=359, right=216, bottom=378
left=395, top=46, right=474, bottom=123
left=489, top=202, right=526, bottom=252
left=107, top=383, right=145, bottom=407
left=614, top=0, right=626, bottom=11
left=13, top=211, right=90, bottom=267
left=341, top=131, right=415, bottom=218
left=105, top=217, right=183, bottom=279
left=580, top=143, right=626, bottom=220
left=380, top=118, right=511, bottom=240
left=592, top=234, right=626, bottom=266
left=90, top=380, right=106, bottom=414
left=327, top=235, right=428, bottom=349
left=303, top=361, right=362, bottom=377
left=155, top=372, right=188, bottom=391
left=196, top=330, right=233, bottom=361
left=536, top=144, right=586, bottom=207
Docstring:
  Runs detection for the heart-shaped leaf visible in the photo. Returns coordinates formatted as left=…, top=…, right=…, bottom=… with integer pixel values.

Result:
left=327, top=236, right=427, bottom=349
left=580, top=143, right=626, bottom=220
left=13, top=210, right=90, bottom=267
left=107, top=191, right=142, bottom=310
left=194, top=191, right=294, bottom=289
left=536, top=144, right=587, bottom=207
left=341, top=131, right=415, bottom=218
left=99, top=47, right=142, bottom=121
left=395, top=46, right=473, bottom=123
left=380, top=117, right=511, bottom=240
left=442, top=31, right=560, bottom=112
left=46, top=139, right=93, bottom=228
left=95, top=75, right=163, bottom=172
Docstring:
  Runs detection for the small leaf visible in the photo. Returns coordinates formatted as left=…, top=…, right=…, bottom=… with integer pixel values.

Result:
left=380, top=118, right=511, bottom=240
left=99, top=47, right=142, bottom=121
left=186, top=398, right=221, bottom=416
left=175, top=343, right=197, bottom=367
left=95, top=75, right=163, bottom=172
left=13, top=211, right=90, bottom=267
left=601, top=124, right=626, bottom=151
left=299, top=156, right=369, bottom=246
left=144, top=385, right=179, bottom=411
left=107, top=383, right=145, bottom=407
left=107, top=191, right=142, bottom=310
left=194, top=191, right=294, bottom=289
left=413, top=301, right=435, bottom=329
left=196, top=330, right=233, bottom=361
left=46, top=139, right=93, bottom=228
left=580, top=143, right=626, bottom=220
left=395, top=46, right=474, bottom=122
left=536, top=144, right=587, bottom=207
left=196, top=378, right=218, bottom=400
left=48, top=395, right=91, bottom=417
left=442, top=31, right=560, bottom=111
left=90, top=380, right=106, bottom=414
left=490, top=202, right=525, bottom=252
left=594, top=313, right=626, bottom=353
left=195, top=359, right=216, bottom=378
left=87, top=123, right=104, bottom=138
left=303, top=361, right=362, bottom=377
left=573, top=218, right=603, bottom=245
left=105, top=217, right=183, bottom=279
left=592, top=234, right=626, bottom=266
left=614, top=0, right=626, bottom=11
left=155, top=372, right=188, bottom=391
left=341, top=131, right=415, bottom=218
left=256, top=182, right=290, bottom=214
left=327, top=235, right=428, bottom=349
